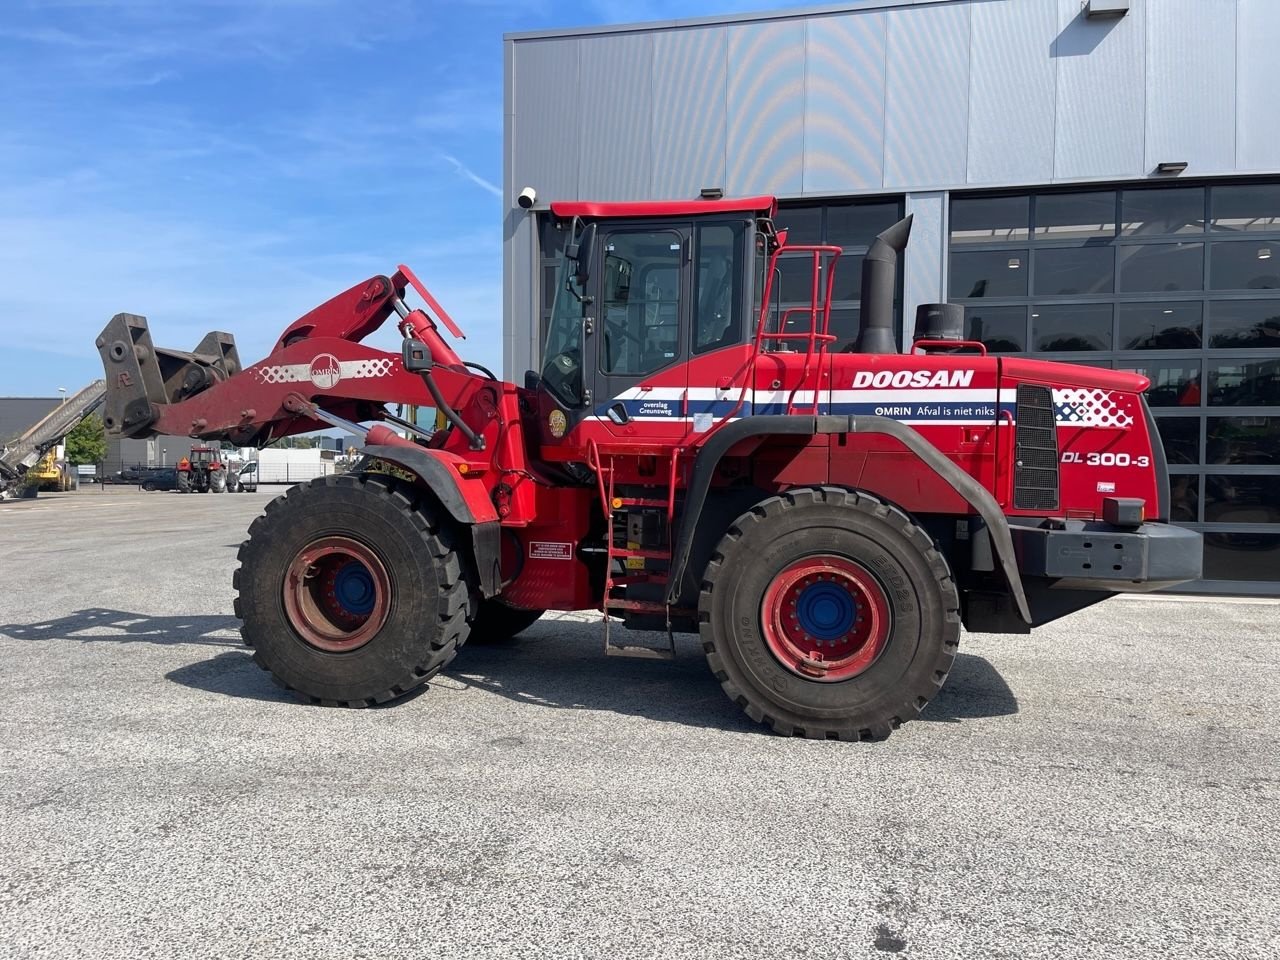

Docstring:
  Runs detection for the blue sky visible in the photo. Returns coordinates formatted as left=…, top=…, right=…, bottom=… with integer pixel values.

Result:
left=0, top=0, right=811, bottom=398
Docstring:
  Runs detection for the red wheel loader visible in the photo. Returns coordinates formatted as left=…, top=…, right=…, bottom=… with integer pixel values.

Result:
left=96, top=196, right=1202, bottom=739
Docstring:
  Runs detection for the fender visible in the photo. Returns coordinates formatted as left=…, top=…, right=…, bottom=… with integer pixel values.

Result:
left=666, top=415, right=1031, bottom=624
left=359, top=444, right=502, bottom=598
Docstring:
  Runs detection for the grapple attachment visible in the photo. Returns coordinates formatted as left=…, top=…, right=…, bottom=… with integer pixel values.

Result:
left=95, top=314, right=242, bottom=438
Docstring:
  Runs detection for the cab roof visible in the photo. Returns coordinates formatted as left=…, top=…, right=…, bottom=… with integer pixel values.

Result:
left=549, top=196, right=777, bottom=219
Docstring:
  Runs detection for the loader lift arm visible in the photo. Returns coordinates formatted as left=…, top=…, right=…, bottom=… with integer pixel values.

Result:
left=96, top=266, right=474, bottom=449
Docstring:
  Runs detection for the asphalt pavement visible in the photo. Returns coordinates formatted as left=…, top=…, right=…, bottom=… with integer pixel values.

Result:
left=1, top=487, right=1277, bottom=960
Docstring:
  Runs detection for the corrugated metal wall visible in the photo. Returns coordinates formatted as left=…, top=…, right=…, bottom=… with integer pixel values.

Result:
left=505, top=0, right=1280, bottom=374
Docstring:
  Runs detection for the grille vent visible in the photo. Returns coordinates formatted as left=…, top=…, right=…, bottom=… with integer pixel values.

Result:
left=1013, top=384, right=1060, bottom=511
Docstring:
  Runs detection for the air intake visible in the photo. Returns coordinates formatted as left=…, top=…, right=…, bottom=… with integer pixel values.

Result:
left=1013, top=384, right=1060, bottom=511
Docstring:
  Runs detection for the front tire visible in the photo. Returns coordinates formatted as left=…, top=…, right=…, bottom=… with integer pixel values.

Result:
left=234, top=475, right=470, bottom=706
left=698, top=487, right=960, bottom=741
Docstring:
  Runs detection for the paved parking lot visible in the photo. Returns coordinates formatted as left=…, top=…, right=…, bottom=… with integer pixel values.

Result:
left=1, top=487, right=1277, bottom=959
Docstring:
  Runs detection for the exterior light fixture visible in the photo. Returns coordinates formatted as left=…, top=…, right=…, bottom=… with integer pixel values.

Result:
left=1086, top=0, right=1130, bottom=18
left=700, top=187, right=724, bottom=199
left=1163, top=309, right=1174, bottom=314
left=1156, top=161, right=1188, bottom=175
left=1007, top=257, right=1022, bottom=270
left=1259, top=247, right=1273, bottom=261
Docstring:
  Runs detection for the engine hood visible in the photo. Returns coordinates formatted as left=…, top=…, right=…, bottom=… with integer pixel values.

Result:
left=999, top=356, right=1150, bottom=394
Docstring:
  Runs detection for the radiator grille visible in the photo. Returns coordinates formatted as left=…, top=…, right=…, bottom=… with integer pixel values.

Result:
left=1013, top=384, right=1060, bottom=511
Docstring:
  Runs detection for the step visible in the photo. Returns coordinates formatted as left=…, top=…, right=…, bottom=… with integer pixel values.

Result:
left=612, top=547, right=672, bottom=561
left=612, top=497, right=667, bottom=509
left=605, top=643, right=676, bottom=661
left=608, top=572, right=669, bottom=585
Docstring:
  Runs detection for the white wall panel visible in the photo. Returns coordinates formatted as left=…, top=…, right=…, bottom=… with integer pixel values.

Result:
left=652, top=28, right=728, bottom=200
left=967, top=0, right=1056, bottom=185
left=884, top=2, right=970, bottom=189
left=1052, top=0, right=1145, bottom=180
left=726, top=20, right=806, bottom=196
left=578, top=33, right=654, bottom=200
left=802, top=11, right=887, bottom=195
left=1146, top=0, right=1236, bottom=173
left=510, top=38, right=580, bottom=202
left=1237, top=0, right=1280, bottom=171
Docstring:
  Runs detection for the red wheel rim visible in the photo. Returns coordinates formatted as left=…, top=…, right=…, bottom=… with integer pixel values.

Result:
left=760, top=556, right=891, bottom=682
left=282, top=536, right=391, bottom=652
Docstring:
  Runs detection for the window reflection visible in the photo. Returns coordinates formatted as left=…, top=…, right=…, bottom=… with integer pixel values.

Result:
left=827, top=203, right=902, bottom=249
left=1118, top=243, right=1204, bottom=293
left=964, top=305, right=1026, bottom=352
left=1210, top=241, right=1280, bottom=290
left=1208, top=360, right=1280, bottom=406
left=1152, top=417, right=1200, bottom=465
left=1033, top=246, right=1114, bottom=296
left=1032, top=303, right=1112, bottom=352
left=1169, top=475, right=1200, bottom=524
left=1121, top=187, right=1205, bottom=236
left=951, top=195, right=1030, bottom=244
left=1203, top=534, right=1280, bottom=581
left=1117, top=302, right=1203, bottom=350
left=1121, top=360, right=1202, bottom=407
left=1211, top=183, right=1280, bottom=233
left=1204, top=475, right=1280, bottom=524
left=1035, top=192, right=1116, bottom=239
left=950, top=249, right=1029, bottom=299
left=1207, top=417, right=1280, bottom=464
left=1209, top=301, right=1280, bottom=348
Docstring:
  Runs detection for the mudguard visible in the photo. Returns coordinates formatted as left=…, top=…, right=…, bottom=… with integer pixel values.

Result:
left=666, top=415, right=1032, bottom=624
left=359, top=444, right=502, bottom=598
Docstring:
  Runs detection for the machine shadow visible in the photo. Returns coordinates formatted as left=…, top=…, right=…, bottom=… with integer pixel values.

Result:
left=15, top=610, right=1018, bottom=727
left=445, top=618, right=1019, bottom=731
left=0, top=608, right=242, bottom=647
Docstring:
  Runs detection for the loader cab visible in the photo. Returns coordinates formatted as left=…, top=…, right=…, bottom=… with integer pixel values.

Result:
left=535, top=197, right=778, bottom=447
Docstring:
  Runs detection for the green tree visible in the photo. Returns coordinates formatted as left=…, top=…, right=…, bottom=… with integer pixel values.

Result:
left=64, top=412, right=107, bottom=465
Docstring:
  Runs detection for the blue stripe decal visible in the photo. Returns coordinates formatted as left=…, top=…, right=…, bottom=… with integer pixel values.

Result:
left=598, top=400, right=1017, bottom=421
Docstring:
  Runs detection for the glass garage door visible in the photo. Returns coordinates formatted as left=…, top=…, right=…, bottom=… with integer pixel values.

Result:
left=950, top=182, right=1280, bottom=594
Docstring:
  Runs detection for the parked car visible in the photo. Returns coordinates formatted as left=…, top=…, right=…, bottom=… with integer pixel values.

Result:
left=230, top=461, right=258, bottom=493
left=137, top=467, right=179, bottom=492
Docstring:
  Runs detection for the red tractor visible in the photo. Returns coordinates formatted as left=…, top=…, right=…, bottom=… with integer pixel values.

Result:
left=176, top=446, right=227, bottom=493
left=96, top=196, right=1201, bottom=739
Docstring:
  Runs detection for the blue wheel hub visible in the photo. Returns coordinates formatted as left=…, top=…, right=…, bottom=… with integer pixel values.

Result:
left=332, top=561, right=376, bottom=616
left=794, top=580, right=857, bottom=642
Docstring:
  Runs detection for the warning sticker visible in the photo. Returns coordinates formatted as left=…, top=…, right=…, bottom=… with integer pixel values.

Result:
left=529, top=541, right=574, bottom=561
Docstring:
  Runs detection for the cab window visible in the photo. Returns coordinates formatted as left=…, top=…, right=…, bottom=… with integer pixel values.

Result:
left=601, top=231, right=683, bottom=376
left=693, top=222, right=747, bottom=354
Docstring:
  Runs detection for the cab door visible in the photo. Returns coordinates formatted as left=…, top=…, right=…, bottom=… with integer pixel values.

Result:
left=587, top=224, right=692, bottom=439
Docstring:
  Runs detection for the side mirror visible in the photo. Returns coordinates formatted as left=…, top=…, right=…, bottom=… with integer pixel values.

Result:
left=402, top=337, right=433, bottom=373
left=568, top=222, right=596, bottom=286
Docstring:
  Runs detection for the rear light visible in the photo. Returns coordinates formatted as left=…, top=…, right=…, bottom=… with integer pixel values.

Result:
left=1103, top=497, right=1144, bottom=528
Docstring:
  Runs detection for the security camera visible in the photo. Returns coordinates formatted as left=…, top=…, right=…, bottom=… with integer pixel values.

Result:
left=517, top=186, right=537, bottom=210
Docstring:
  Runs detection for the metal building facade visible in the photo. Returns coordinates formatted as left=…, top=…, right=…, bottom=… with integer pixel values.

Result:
left=503, top=0, right=1280, bottom=593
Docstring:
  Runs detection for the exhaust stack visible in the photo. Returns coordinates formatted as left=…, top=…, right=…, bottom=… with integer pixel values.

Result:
left=855, top=214, right=913, bottom=355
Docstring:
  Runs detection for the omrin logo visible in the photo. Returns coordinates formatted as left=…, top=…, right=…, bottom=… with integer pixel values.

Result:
left=309, top=353, right=342, bottom=389
left=851, top=369, right=975, bottom=389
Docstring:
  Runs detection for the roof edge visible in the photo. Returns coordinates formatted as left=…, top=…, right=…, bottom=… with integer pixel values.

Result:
left=504, top=0, right=962, bottom=42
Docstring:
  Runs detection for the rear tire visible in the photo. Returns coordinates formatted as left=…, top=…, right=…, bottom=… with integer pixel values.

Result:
left=176, top=472, right=191, bottom=494
left=141, top=481, right=156, bottom=492
left=468, top=598, right=544, bottom=643
left=698, top=487, right=960, bottom=741
left=234, top=475, right=470, bottom=706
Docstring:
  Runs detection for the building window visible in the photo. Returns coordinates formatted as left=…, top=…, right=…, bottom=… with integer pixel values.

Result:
left=775, top=198, right=905, bottom=351
left=949, top=181, right=1280, bottom=590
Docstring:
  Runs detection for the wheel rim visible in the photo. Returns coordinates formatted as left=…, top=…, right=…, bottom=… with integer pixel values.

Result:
left=282, top=536, right=391, bottom=652
left=760, top=556, right=891, bottom=682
